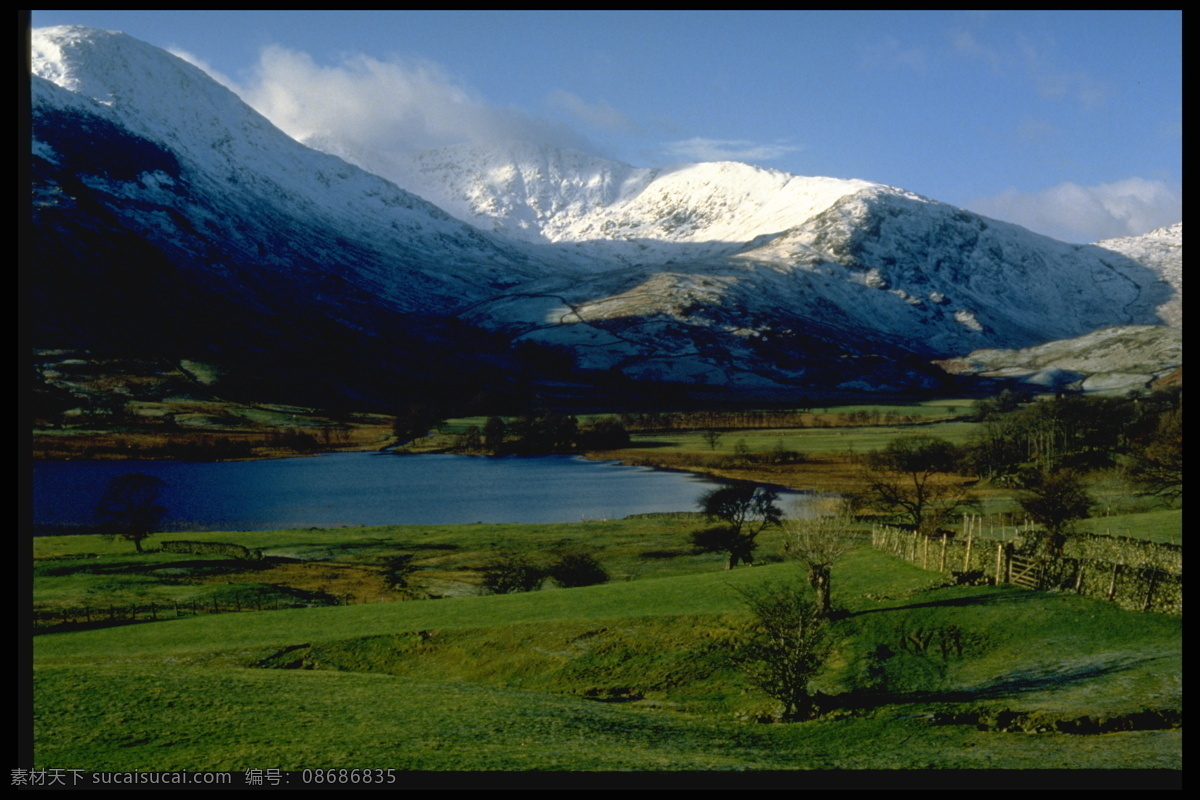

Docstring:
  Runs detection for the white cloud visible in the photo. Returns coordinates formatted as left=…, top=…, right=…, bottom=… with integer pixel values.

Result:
left=546, top=90, right=636, bottom=134
left=968, top=178, right=1181, bottom=242
left=188, top=45, right=592, bottom=158
left=665, top=137, right=803, bottom=164
left=169, top=48, right=238, bottom=92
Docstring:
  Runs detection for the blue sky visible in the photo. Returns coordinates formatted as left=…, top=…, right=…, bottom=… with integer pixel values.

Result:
left=30, top=10, right=1181, bottom=243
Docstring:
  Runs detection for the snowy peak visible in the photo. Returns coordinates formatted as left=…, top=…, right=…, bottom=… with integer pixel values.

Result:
left=30, top=26, right=1183, bottom=398
left=331, top=138, right=880, bottom=255
left=33, top=26, right=260, bottom=158
left=377, top=140, right=651, bottom=243
left=569, top=161, right=878, bottom=245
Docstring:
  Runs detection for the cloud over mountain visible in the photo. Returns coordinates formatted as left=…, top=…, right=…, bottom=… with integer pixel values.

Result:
left=968, top=178, right=1182, bottom=243
left=186, top=45, right=594, bottom=158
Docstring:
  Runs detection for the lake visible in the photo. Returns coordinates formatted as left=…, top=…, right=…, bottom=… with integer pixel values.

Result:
left=32, top=452, right=743, bottom=532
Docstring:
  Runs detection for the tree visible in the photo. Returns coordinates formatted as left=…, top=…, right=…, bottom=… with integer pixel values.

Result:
left=577, top=417, right=630, bottom=450
left=863, top=435, right=973, bottom=534
left=782, top=507, right=857, bottom=617
left=702, top=429, right=723, bottom=451
left=733, top=581, right=834, bottom=721
left=480, top=553, right=547, bottom=594
left=393, top=404, right=445, bottom=447
left=93, top=473, right=167, bottom=553
left=1127, top=407, right=1183, bottom=504
left=1016, top=468, right=1093, bottom=556
left=509, top=409, right=579, bottom=453
left=483, top=416, right=507, bottom=454
left=692, top=482, right=782, bottom=569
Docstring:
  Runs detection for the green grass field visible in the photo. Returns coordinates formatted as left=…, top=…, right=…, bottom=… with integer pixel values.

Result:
left=31, top=512, right=1182, bottom=773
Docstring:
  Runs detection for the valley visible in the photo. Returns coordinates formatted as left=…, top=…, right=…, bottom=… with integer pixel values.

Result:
left=25, top=21, right=1181, bottom=781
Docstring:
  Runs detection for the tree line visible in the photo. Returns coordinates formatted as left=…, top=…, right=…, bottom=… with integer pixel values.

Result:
left=399, top=408, right=632, bottom=456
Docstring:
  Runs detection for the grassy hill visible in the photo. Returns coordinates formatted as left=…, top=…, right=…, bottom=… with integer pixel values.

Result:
left=30, top=515, right=1182, bottom=773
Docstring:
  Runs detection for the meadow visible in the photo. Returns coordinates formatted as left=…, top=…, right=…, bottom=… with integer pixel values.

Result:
left=32, top=511, right=1181, bottom=773
left=29, top=394, right=1182, bottom=776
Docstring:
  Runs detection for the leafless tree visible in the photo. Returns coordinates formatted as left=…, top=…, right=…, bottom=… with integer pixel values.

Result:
left=782, top=498, right=858, bottom=616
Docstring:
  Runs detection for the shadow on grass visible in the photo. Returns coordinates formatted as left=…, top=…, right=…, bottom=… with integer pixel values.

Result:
left=828, top=650, right=1171, bottom=713
left=847, top=590, right=1041, bottom=618
left=39, top=557, right=264, bottom=577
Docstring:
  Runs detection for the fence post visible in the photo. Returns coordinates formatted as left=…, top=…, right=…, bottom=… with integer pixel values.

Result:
left=964, top=525, right=974, bottom=572
left=1107, top=564, right=1120, bottom=602
left=939, top=533, right=947, bottom=572
left=922, top=535, right=929, bottom=569
left=1143, top=569, right=1159, bottom=613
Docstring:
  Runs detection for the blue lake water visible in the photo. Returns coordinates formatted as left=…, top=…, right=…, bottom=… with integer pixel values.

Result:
left=32, top=452, right=741, bottom=531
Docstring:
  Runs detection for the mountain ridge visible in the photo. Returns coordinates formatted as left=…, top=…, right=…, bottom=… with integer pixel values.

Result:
left=29, top=25, right=1183, bottom=403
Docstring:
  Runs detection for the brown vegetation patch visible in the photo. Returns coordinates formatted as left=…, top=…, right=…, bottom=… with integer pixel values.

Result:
left=196, top=561, right=402, bottom=604
left=603, top=451, right=867, bottom=494
left=33, top=424, right=394, bottom=461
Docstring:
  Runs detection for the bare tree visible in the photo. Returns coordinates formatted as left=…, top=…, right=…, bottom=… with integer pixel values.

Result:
left=782, top=498, right=857, bottom=616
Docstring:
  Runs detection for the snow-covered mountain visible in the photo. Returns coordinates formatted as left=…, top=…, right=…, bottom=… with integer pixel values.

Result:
left=373, top=141, right=877, bottom=262
left=31, top=26, right=550, bottom=313
left=342, top=140, right=1180, bottom=361
left=29, top=26, right=1183, bottom=402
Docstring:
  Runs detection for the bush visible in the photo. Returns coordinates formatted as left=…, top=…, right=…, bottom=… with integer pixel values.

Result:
left=480, top=554, right=547, bottom=595
left=547, top=551, right=609, bottom=588
left=733, top=581, right=834, bottom=721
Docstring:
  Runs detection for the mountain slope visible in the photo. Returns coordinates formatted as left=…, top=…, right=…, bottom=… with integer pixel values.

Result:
left=371, top=139, right=1179, bottom=350
left=31, top=27, right=550, bottom=312
left=30, top=26, right=570, bottom=407
left=29, top=26, right=1183, bottom=401
left=935, top=325, right=1183, bottom=393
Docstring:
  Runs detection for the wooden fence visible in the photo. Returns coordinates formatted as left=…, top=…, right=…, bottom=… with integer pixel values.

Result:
left=871, top=521, right=1181, bottom=615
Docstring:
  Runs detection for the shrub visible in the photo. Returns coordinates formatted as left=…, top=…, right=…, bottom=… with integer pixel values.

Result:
left=548, top=551, right=609, bottom=588
left=480, top=554, right=547, bottom=595
left=733, top=581, right=834, bottom=722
